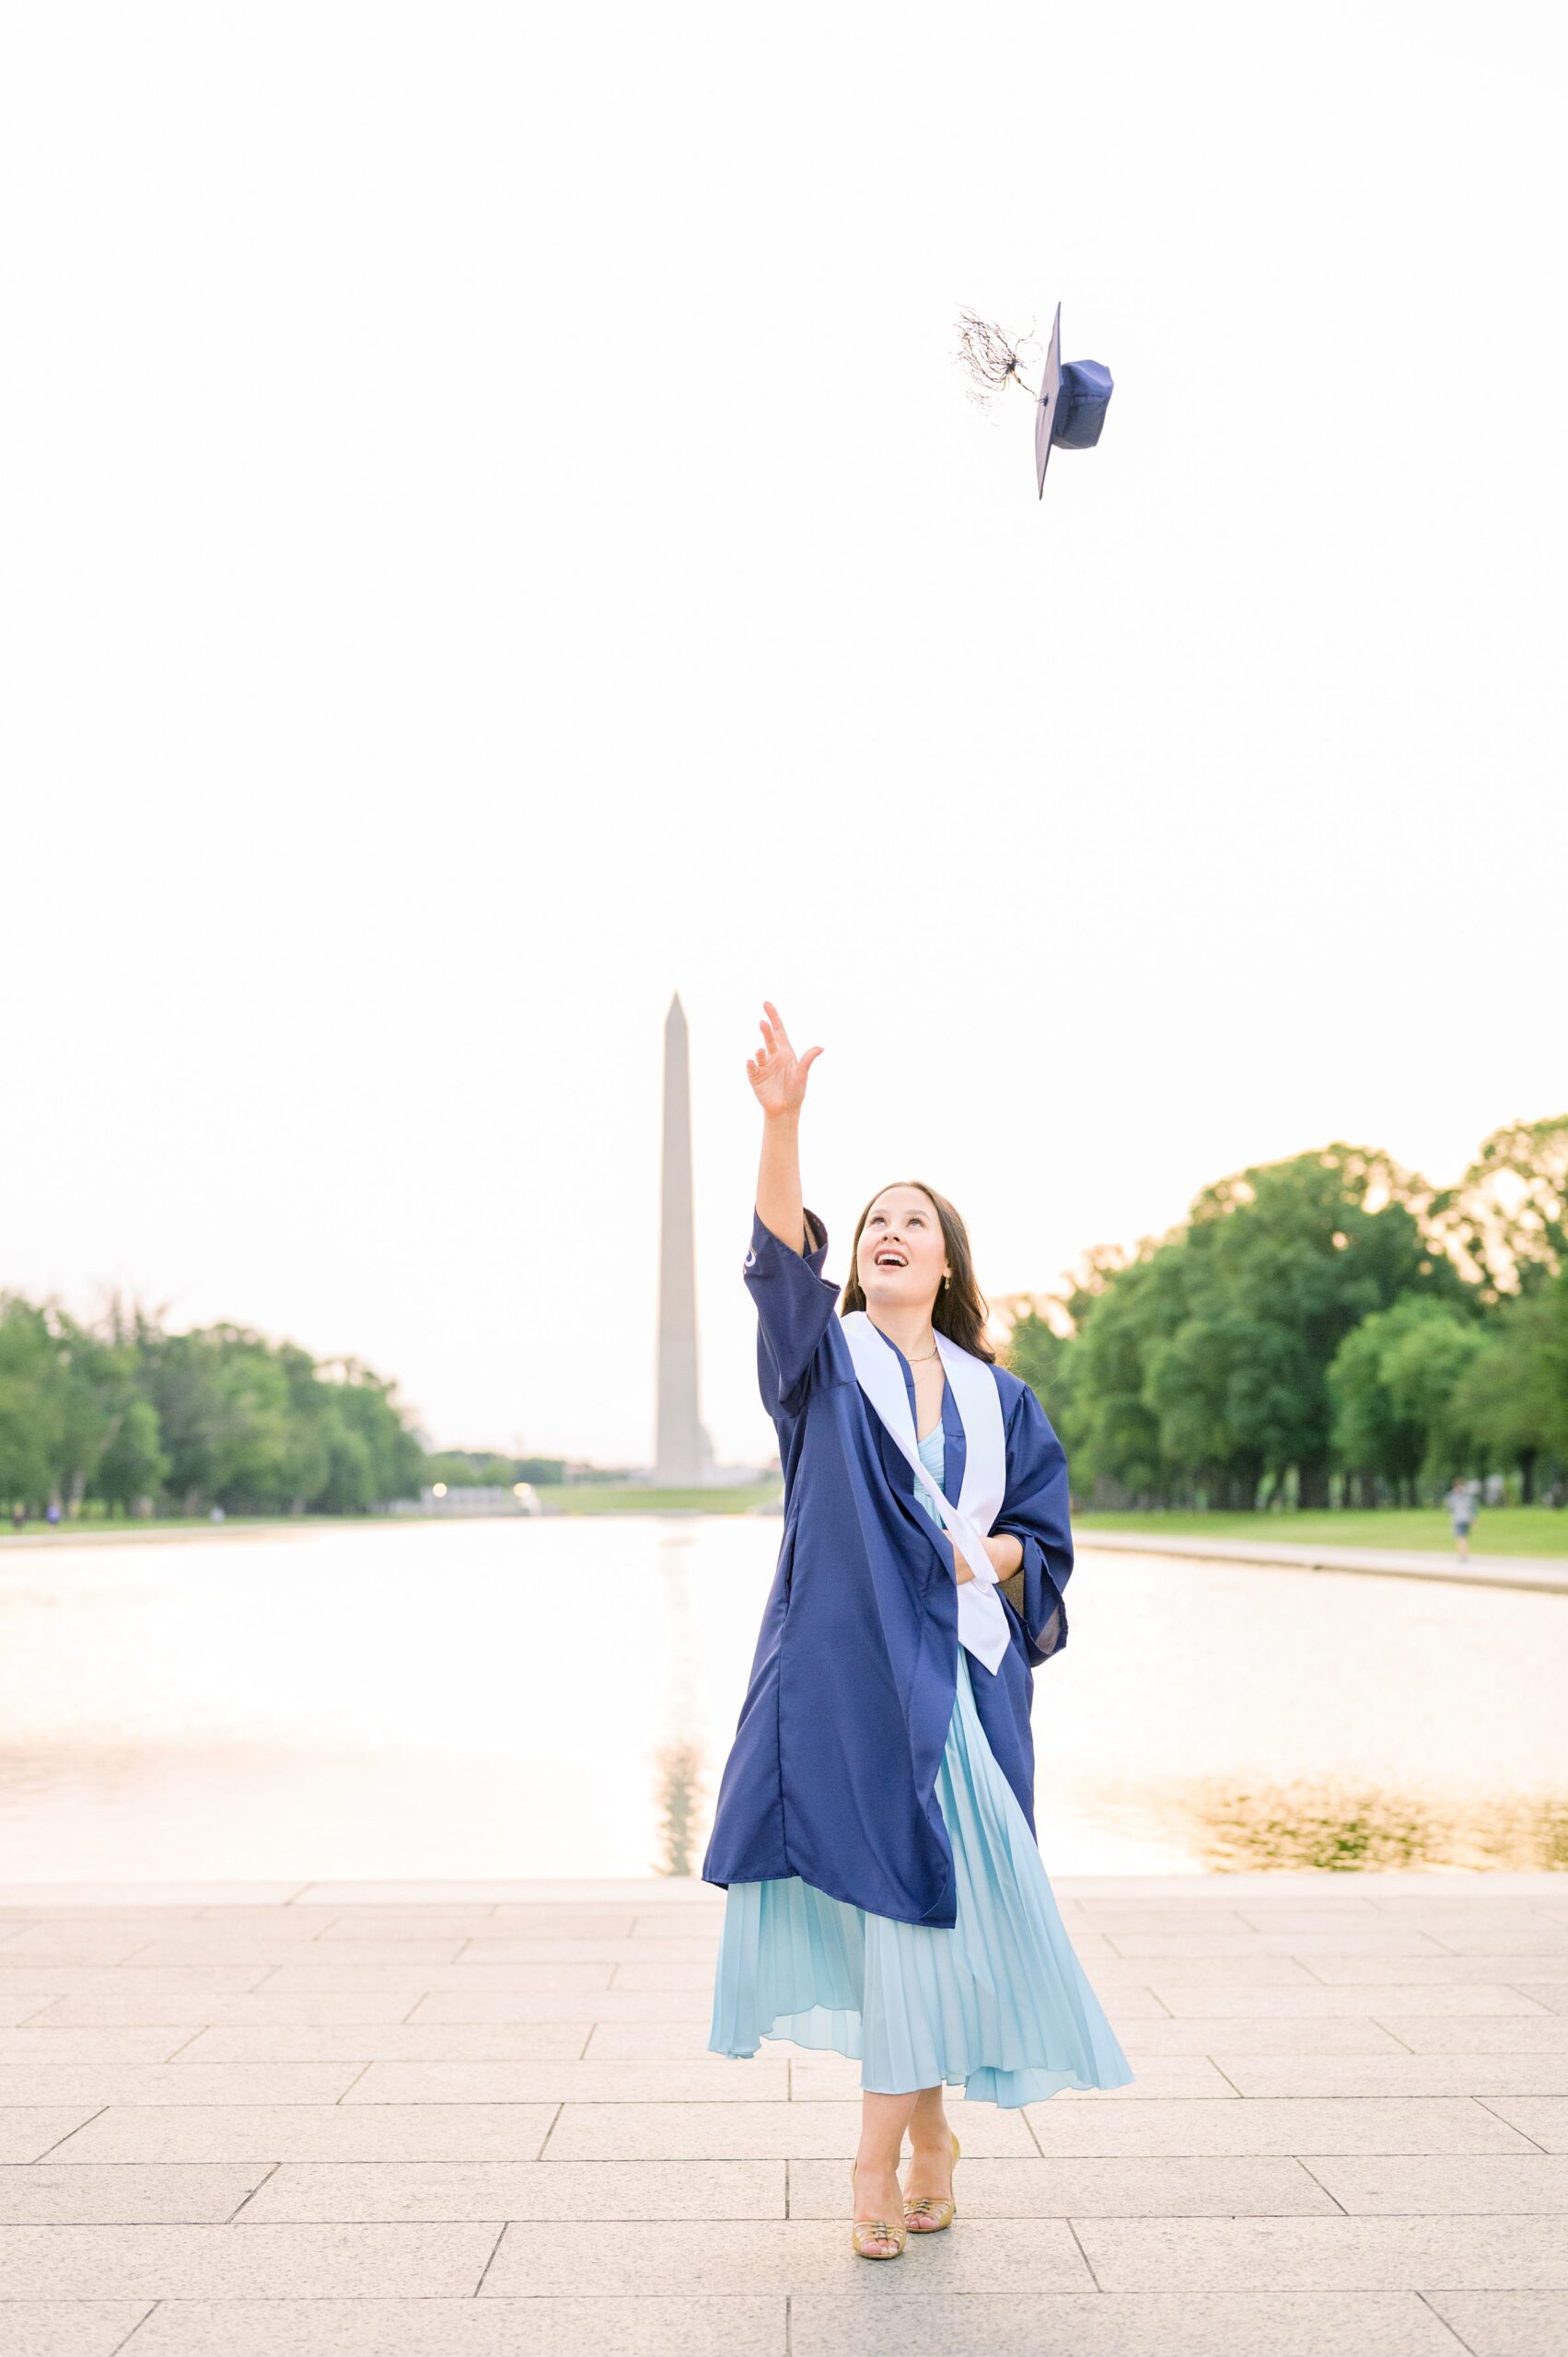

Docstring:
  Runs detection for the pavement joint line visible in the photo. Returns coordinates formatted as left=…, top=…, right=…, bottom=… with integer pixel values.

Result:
left=470, top=2218, right=507, bottom=2297
left=1412, top=2288, right=1486, bottom=2352
left=1469, top=2096, right=1553, bottom=2152
left=1063, top=2213, right=1101, bottom=2286
left=1293, top=2157, right=1352, bottom=2214
left=335, top=2061, right=375, bottom=2104
left=224, top=2159, right=281, bottom=2222
left=105, top=2299, right=158, bottom=2355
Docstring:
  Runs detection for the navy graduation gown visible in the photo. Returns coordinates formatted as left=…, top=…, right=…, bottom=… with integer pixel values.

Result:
left=701, top=1204, right=1075, bottom=1930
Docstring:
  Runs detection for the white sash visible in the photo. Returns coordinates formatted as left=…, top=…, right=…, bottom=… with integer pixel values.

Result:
left=841, top=1310, right=1013, bottom=1675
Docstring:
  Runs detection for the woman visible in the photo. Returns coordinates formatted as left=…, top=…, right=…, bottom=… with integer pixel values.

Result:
left=703, top=1002, right=1133, bottom=2260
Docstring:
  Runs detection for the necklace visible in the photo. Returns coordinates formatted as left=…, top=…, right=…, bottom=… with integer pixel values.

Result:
left=908, top=1339, right=940, bottom=1363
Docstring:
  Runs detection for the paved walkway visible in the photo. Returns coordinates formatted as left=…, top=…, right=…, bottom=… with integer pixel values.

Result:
left=1082, top=1531, right=1568, bottom=1597
left=1, top=1875, right=1565, bottom=2354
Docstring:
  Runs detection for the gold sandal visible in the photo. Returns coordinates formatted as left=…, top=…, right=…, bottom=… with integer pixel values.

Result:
left=849, top=2160, right=907, bottom=2258
left=903, top=2127, right=961, bottom=2232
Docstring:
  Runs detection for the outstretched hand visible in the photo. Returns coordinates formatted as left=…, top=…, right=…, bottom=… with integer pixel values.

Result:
left=747, top=1000, right=823, bottom=1120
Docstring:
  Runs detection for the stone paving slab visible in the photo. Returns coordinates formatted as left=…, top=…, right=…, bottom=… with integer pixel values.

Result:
left=1474, top=2096, right=1568, bottom=2149
left=238, top=2157, right=786, bottom=2222
left=480, top=2213, right=1098, bottom=2295
left=790, top=2291, right=1494, bottom=2355
left=1425, top=2291, right=1568, bottom=2355
left=0, top=2063, right=366, bottom=2107
left=1301, top=1955, right=1568, bottom=1982
left=409, top=1989, right=717, bottom=2022
left=29, top=1991, right=439, bottom=2027
left=541, top=2096, right=1041, bottom=2159
left=0, top=1875, right=1564, bottom=2353
left=0, top=2031, right=190, bottom=2064
left=0, top=2112, right=102, bottom=2164
left=3, top=2301, right=155, bottom=2357
left=114, top=2296, right=788, bottom=2355
left=1074, top=2213, right=1568, bottom=2290
left=0, top=2166, right=269, bottom=2223
left=1215, top=2055, right=1568, bottom=2096
left=46, top=2106, right=559, bottom=2165
left=1145, top=1980, right=1553, bottom=2014
left=786, top=2153, right=1339, bottom=2216
left=177, top=2023, right=598, bottom=2061
left=1383, top=2016, right=1568, bottom=2051
left=1307, top=2155, right=1568, bottom=2213
left=1021, top=2096, right=1541, bottom=2155
left=342, top=2057, right=789, bottom=2103
left=0, top=2220, right=499, bottom=2297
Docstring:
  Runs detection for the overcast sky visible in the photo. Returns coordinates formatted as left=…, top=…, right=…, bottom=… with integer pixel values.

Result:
left=2, top=3, right=1563, bottom=1468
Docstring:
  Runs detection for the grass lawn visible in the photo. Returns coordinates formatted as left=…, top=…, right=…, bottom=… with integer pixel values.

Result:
left=0, top=1515, right=382, bottom=1543
left=532, top=1481, right=783, bottom=1515
left=1075, top=1506, right=1568, bottom=1559
left=1, top=1488, right=787, bottom=1536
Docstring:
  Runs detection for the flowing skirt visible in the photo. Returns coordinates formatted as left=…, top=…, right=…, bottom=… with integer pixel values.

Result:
left=707, top=1645, right=1134, bottom=2107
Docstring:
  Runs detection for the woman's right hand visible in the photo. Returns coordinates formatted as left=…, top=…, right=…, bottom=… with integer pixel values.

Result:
left=747, top=1000, right=822, bottom=1120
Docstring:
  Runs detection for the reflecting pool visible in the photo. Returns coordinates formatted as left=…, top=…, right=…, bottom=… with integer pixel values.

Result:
left=0, top=1518, right=1563, bottom=1878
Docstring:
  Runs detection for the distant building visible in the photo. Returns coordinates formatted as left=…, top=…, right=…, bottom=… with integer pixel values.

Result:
left=655, top=993, right=715, bottom=1485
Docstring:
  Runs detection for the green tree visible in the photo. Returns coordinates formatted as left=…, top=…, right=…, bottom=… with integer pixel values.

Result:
left=95, top=1392, right=168, bottom=1512
left=1063, top=1247, right=1189, bottom=1504
left=1052, top=1144, right=1476, bottom=1510
left=1448, top=1271, right=1568, bottom=1499
left=0, top=1299, right=68, bottom=1510
left=1167, top=1145, right=1466, bottom=1506
left=1428, top=1115, right=1568, bottom=1300
left=1330, top=1296, right=1490, bottom=1500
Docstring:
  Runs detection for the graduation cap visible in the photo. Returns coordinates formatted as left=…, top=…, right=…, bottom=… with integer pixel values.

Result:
left=1033, top=303, right=1114, bottom=499
left=954, top=301, right=1113, bottom=502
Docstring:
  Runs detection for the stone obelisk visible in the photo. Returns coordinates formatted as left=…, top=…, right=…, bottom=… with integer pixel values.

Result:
left=655, top=993, right=712, bottom=1486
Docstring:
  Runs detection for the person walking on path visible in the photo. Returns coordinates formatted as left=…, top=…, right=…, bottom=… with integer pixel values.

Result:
left=1446, top=1475, right=1480, bottom=1562
left=703, top=1002, right=1132, bottom=2261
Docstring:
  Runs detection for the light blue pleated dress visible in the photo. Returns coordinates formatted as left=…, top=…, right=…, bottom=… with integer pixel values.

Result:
left=708, top=1422, right=1135, bottom=2106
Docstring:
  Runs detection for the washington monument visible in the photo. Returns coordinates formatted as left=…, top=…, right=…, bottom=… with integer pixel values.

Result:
left=655, top=993, right=713, bottom=1485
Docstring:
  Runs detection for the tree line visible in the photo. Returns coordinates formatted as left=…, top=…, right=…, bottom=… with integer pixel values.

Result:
left=0, top=1302, right=424, bottom=1519
left=1006, top=1117, right=1568, bottom=1512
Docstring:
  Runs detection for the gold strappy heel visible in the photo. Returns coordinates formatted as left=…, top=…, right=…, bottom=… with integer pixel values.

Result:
left=849, top=2160, right=907, bottom=2258
left=903, top=2127, right=961, bottom=2232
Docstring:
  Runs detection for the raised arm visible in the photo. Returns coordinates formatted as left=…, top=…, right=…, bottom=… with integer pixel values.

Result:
left=748, top=1000, right=822, bottom=1254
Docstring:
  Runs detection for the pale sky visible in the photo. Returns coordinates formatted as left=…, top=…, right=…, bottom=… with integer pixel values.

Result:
left=2, top=3, right=1563, bottom=1469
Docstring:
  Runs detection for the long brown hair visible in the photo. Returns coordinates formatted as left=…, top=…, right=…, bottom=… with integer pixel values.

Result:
left=840, top=1178, right=996, bottom=1364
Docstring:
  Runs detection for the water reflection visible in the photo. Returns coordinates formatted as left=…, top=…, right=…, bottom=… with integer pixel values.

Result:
left=650, top=1531, right=707, bottom=1876
left=1158, top=1781, right=1568, bottom=1872
left=0, top=1520, right=1563, bottom=1878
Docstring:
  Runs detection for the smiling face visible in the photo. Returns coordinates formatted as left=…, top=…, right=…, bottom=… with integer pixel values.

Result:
left=854, top=1185, right=950, bottom=1316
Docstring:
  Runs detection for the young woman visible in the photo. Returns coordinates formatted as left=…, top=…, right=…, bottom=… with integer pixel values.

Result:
left=703, top=1003, right=1132, bottom=2260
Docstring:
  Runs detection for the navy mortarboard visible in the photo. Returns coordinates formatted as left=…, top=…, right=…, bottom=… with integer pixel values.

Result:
left=955, top=301, right=1114, bottom=501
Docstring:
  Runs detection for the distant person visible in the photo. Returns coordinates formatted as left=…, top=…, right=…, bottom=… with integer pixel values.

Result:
left=10, top=1503, right=24, bottom=1532
left=45, top=1502, right=61, bottom=1527
left=703, top=1000, right=1132, bottom=2261
left=1445, top=1476, right=1478, bottom=1562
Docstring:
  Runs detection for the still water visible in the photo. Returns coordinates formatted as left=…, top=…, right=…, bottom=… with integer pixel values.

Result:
left=1, top=1518, right=1564, bottom=1879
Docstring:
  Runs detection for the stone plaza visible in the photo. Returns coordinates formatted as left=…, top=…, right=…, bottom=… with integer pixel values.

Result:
left=1, top=1873, right=1565, bottom=2353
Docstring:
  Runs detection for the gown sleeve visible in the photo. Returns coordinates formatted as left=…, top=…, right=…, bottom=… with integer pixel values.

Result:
left=993, top=1377, right=1074, bottom=1667
left=745, top=1203, right=842, bottom=1422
